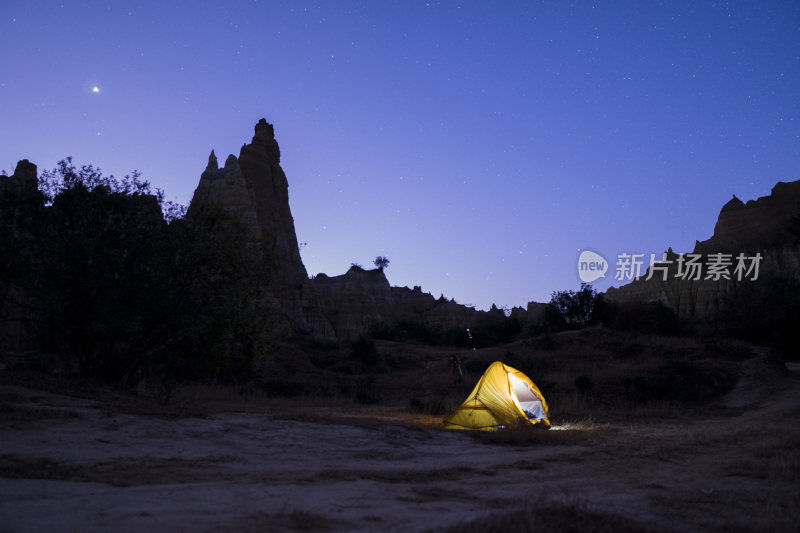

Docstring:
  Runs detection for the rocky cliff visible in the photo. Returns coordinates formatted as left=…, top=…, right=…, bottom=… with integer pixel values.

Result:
left=309, top=267, right=480, bottom=340
left=389, top=285, right=478, bottom=331
left=606, top=180, right=800, bottom=319
left=187, top=119, right=334, bottom=338
left=0, top=160, right=43, bottom=350
left=1, top=160, right=38, bottom=194
left=308, top=267, right=551, bottom=341
left=694, top=181, right=800, bottom=254
left=1, top=121, right=525, bottom=349
left=185, top=119, right=496, bottom=341
left=311, top=267, right=395, bottom=340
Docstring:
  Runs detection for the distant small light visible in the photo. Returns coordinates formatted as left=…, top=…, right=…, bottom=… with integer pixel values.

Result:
left=92, top=86, right=100, bottom=93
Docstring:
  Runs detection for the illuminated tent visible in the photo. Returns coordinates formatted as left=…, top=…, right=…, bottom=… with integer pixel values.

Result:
left=442, top=361, right=550, bottom=430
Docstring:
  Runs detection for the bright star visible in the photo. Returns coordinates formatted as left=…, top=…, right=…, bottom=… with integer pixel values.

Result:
left=92, top=86, right=100, bottom=93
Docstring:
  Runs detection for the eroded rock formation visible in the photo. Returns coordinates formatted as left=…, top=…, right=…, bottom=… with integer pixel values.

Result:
left=606, top=180, right=800, bottom=319
left=185, top=119, right=495, bottom=341
left=310, top=267, right=483, bottom=340
left=187, top=119, right=334, bottom=338
left=695, top=181, right=800, bottom=254
left=312, top=267, right=394, bottom=340
left=0, top=160, right=44, bottom=350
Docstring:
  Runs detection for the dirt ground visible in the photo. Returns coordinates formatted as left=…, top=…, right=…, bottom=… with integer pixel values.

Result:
left=1, top=361, right=798, bottom=532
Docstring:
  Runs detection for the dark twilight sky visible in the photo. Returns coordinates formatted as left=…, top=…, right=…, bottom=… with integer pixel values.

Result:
left=1, top=1, right=798, bottom=310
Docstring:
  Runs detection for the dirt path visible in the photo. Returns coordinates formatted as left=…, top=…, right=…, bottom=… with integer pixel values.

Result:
left=1, top=363, right=798, bottom=532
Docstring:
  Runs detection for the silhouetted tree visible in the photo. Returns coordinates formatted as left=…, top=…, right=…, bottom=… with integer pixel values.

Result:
left=549, top=283, right=598, bottom=328
left=3, top=158, right=271, bottom=385
left=374, top=256, right=390, bottom=270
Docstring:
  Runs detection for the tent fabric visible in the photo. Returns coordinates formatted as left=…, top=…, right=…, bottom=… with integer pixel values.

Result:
left=442, top=361, right=550, bottom=430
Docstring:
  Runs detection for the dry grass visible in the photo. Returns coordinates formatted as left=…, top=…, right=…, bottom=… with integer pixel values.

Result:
left=469, top=417, right=613, bottom=447
left=275, top=508, right=337, bottom=532
left=3, top=327, right=758, bottom=427
left=2, top=332, right=797, bottom=533
left=301, top=465, right=481, bottom=484
left=405, top=485, right=481, bottom=503
left=724, top=431, right=800, bottom=481
left=0, top=454, right=237, bottom=486
left=649, top=487, right=800, bottom=533
left=215, top=508, right=345, bottom=532
left=0, top=402, right=84, bottom=422
left=444, top=501, right=668, bottom=533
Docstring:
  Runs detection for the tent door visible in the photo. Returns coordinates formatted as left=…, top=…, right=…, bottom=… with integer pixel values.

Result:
left=508, top=373, right=545, bottom=420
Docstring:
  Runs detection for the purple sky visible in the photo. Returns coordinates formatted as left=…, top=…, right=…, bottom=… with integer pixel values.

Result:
left=2, top=1, right=798, bottom=310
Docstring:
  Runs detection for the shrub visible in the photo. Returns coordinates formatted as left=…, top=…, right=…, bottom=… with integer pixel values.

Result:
left=617, top=341, right=645, bottom=359
left=575, top=375, right=594, bottom=399
left=549, top=283, right=598, bottom=328
left=717, top=273, right=800, bottom=359
left=369, top=319, right=443, bottom=345
left=2, top=158, right=273, bottom=386
left=604, top=301, right=681, bottom=335
left=470, top=308, right=521, bottom=346
left=408, top=397, right=447, bottom=415
left=354, top=374, right=381, bottom=404
left=351, top=336, right=380, bottom=366
left=629, top=359, right=738, bottom=403
left=529, top=304, right=568, bottom=335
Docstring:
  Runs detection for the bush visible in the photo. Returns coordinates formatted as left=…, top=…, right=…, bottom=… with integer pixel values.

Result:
left=369, top=319, right=443, bottom=345
left=351, top=336, right=380, bottom=366
left=354, top=374, right=381, bottom=404
left=549, top=283, right=598, bottom=328
left=575, top=375, right=594, bottom=399
left=408, top=397, right=447, bottom=415
left=629, top=359, right=738, bottom=403
left=532, top=332, right=558, bottom=350
left=616, top=341, right=645, bottom=359
left=470, top=307, right=521, bottom=347
left=463, top=353, right=496, bottom=373
left=717, top=273, right=800, bottom=359
left=258, top=378, right=308, bottom=397
left=603, top=301, right=681, bottom=335
left=2, top=158, right=273, bottom=386
left=393, top=319, right=442, bottom=344
left=528, top=304, right=567, bottom=335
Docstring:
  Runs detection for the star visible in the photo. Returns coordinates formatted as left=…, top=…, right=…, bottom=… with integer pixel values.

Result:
left=92, top=86, right=100, bottom=93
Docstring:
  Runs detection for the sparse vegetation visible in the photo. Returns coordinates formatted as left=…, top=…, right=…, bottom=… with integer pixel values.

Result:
left=1, top=322, right=797, bottom=533
left=373, top=255, right=390, bottom=270
left=2, top=157, right=798, bottom=532
left=407, top=397, right=447, bottom=415
left=1, top=158, right=272, bottom=387
left=717, top=272, right=800, bottom=359
left=549, top=283, right=599, bottom=328
left=351, top=336, right=380, bottom=366
left=445, top=501, right=666, bottom=533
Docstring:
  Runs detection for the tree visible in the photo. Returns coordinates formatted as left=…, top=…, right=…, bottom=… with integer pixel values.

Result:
left=549, top=283, right=598, bottom=328
left=6, top=158, right=271, bottom=385
left=374, top=256, right=390, bottom=270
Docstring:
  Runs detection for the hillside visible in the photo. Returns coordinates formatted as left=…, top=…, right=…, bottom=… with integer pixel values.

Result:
left=606, top=180, right=800, bottom=320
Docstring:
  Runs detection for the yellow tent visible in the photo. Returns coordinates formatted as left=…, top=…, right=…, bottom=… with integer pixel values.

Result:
left=442, top=361, right=550, bottom=430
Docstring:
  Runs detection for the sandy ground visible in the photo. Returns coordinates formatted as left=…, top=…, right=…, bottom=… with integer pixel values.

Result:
left=1, top=363, right=798, bottom=532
